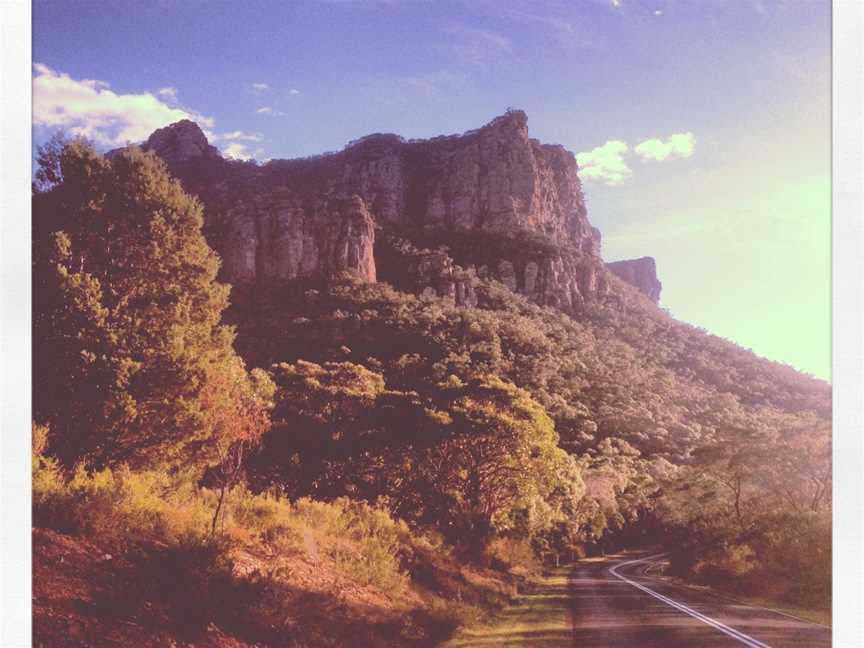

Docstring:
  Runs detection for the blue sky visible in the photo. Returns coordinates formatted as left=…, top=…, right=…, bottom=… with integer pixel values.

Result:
left=32, top=0, right=831, bottom=380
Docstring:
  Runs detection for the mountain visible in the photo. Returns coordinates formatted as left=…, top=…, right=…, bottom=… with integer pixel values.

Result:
left=128, top=110, right=830, bottom=453
left=122, top=110, right=827, bottom=476
left=33, top=113, right=831, bottom=647
left=140, top=111, right=661, bottom=313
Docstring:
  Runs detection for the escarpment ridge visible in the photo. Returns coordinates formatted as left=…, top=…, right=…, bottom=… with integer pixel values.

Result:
left=138, top=111, right=661, bottom=309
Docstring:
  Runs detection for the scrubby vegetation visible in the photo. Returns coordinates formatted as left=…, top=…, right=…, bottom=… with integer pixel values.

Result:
left=33, top=439, right=413, bottom=595
left=33, top=440, right=511, bottom=645
left=225, top=251, right=830, bottom=612
left=32, top=138, right=830, bottom=646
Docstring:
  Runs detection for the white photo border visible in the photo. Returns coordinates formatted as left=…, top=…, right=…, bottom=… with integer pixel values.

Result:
left=2, top=1, right=862, bottom=645
left=832, top=0, right=864, bottom=644
left=0, top=1, right=33, bottom=647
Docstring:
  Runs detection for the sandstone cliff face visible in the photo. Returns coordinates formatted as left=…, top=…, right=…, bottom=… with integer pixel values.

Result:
left=141, top=111, right=621, bottom=313
left=607, top=257, right=662, bottom=303
left=216, top=192, right=376, bottom=284
left=479, top=254, right=608, bottom=311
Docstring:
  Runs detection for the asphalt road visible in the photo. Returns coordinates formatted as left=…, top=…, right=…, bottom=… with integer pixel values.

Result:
left=570, top=554, right=831, bottom=647
left=444, top=553, right=831, bottom=647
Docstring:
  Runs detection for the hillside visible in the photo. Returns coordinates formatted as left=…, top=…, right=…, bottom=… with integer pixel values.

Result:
left=139, top=110, right=829, bottom=458
left=32, top=112, right=831, bottom=646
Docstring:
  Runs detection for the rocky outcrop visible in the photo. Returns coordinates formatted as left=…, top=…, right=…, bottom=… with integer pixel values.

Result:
left=607, top=257, right=662, bottom=303
left=217, top=192, right=376, bottom=284
left=143, top=120, right=221, bottom=164
left=137, top=111, right=638, bottom=314
left=375, top=226, right=608, bottom=312
left=479, top=254, right=608, bottom=311
left=413, top=252, right=478, bottom=308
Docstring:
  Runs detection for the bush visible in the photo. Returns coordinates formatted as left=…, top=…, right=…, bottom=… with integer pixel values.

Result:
left=32, top=453, right=72, bottom=530
left=484, top=537, right=539, bottom=573
left=668, top=510, right=831, bottom=611
left=33, top=437, right=429, bottom=601
left=693, top=543, right=756, bottom=581
left=224, top=487, right=300, bottom=549
left=32, top=423, right=50, bottom=456
left=291, top=497, right=410, bottom=592
left=33, top=460, right=213, bottom=550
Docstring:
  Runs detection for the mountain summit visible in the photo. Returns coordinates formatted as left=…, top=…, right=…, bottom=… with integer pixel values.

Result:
left=144, top=119, right=221, bottom=163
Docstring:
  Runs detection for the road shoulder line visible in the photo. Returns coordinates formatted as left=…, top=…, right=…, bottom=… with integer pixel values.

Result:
left=634, top=558, right=831, bottom=629
left=609, top=556, right=772, bottom=648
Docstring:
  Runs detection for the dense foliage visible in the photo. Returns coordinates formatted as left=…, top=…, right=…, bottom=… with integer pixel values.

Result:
left=226, top=249, right=830, bottom=604
left=250, top=362, right=581, bottom=551
left=32, top=139, right=271, bottom=471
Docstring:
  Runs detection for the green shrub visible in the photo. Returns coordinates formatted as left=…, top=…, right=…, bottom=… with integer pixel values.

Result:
left=34, top=453, right=416, bottom=596
left=292, top=497, right=410, bottom=592
left=33, top=461, right=213, bottom=550
left=32, top=423, right=50, bottom=456
left=32, top=453, right=74, bottom=531
left=224, top=487, right=301, bottom=549
left=484, top=537, right=539, bottom=572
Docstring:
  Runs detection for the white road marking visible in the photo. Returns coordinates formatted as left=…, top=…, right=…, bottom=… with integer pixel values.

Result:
left=609, top=556, right=773, bottom=648
left=637, top=557, right=830, bottom=630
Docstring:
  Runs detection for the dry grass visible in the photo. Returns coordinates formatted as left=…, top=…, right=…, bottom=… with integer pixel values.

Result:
left=442, top=568, right=573, bottom=648
left=32, top=457, right=527, bottom=646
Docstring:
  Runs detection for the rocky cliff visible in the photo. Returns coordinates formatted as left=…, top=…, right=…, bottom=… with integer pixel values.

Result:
left=607, top=257, right=662, bottom=303
left=140, top=111, right=637, bottom=314
left=144, top=119, right=221, bottom=163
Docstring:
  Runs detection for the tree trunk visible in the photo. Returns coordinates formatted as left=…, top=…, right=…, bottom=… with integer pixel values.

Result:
left=211, top=484, right=227, bottom=536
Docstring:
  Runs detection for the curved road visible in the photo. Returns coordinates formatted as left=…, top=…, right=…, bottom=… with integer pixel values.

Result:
left=444, top=553, right=831, bottom=647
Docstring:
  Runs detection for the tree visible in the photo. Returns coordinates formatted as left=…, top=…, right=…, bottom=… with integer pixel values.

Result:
left=200, top=362, right=275, bottom=534
left=33, top=139, right=267, bottom=471
left=252, top=362, right=579, bottom=552
left=428, top=375, right=573, bottom=546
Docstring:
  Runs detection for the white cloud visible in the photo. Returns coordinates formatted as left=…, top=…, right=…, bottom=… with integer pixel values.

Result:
left=289, top=88, right=301, bottom=96
left=635, top=132, right=695, bottom=161
left=256, top=106, right=286, bottom=116
left=654, top=9, right=663, bottom=16
left=576, top=132, right=696, bottom=184
left=576, top=140, right=632, bottom=186
left=222, top=142, right=251, bottom=160
left=251, top=82, right=270, bottom=92
left=157, top=86, right=178, bottom=102
left=32, top=63, right=214, bottom=147
left=210, top=131, right=264, bottom=158
left=213, top=130, right=262, bottom=142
